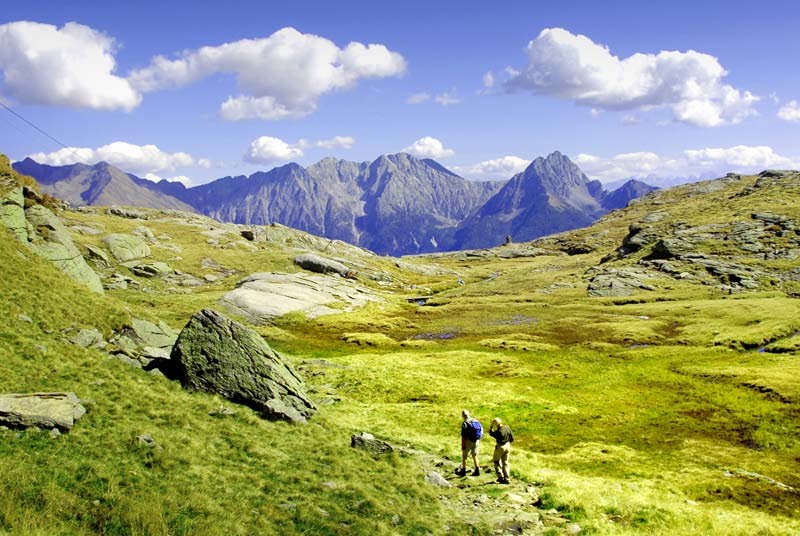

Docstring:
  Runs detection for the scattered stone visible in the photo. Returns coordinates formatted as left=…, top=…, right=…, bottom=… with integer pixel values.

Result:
left=135, top=434, right=161, bottom=449
left=350, top=432, right=394, bottom=456
left=69, top=328, right=106, bottom=349
left=204, top=274, right=218, bottom=282
left=0, top=392, right=86, bottom=431
left=566, top=523, right=582, bottom=534
left=171, top=309, right=316, bottom=424
left=587, top=269, right=655, bottom=297
left=424, top=471, right=451, bottom=488
left=70, top=225, right=103, bottom=235
left=391, top=514, right=401, bottom=526
left=85, top=245, right=112, bottom=269
left=646, top=238, right=696, bottom=259
left=208, top=405, right=236, bottom=417
left=17, top=314, right=32, bottom=323
left=102, top=234, right=151, bottom=262
left=128, top=261, right=174, bottom=278
left=108, top=206, right=147, bottom=219
left=132, top=225, right=157, bottom=243
left=49, top=428, right=61, bottom=439
left=104, top=272, right=138, bottom=290
left=240, top=229, right=255, bottom=241
left=321, top=481, right=338, bottom=490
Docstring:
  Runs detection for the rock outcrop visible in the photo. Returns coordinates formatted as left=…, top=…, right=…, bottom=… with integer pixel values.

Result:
left=25, top=204, right=104, bottom=293
left=0, top=392, right=86, bottom=431
left=102, top=233, right=151, bottom=262
left=220, top=272, right=382, bottom=323
left=171, top=309, right=316, bottom=423
left=0, top=187, right=28, bottom=241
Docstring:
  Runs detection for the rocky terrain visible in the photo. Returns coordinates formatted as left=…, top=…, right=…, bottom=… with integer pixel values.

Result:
left=1, top=152, right=798, bottom=535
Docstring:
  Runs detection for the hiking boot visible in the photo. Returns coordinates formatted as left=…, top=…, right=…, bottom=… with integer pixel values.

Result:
left=500, top=477, right=510, bottom=484
left=455, top=467, right=466, bottom=476
left=471, top=468, right=480, bottom=476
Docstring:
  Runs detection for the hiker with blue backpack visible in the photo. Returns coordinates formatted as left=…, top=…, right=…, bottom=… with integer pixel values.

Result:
left=456, top=409, right=483, bottom=476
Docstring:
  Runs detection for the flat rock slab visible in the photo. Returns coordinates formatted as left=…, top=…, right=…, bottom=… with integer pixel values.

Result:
left=0, top=392, right=86, bottom=431
left=220, top=272, right=383, bottom=324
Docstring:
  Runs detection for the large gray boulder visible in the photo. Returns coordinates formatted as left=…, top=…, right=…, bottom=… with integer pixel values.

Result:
left=102, top=233, right=151, bottom=262
left=0, top=392, right=86, bottom=431
left=171, top=309, right=316, bottom=424
left=25, top=205, right=104, bottom=294
left=0, top=187, right=28, bottom=242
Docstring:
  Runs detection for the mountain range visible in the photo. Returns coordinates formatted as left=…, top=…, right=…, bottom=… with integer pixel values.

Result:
left=14, top=151, right=656, bottom=255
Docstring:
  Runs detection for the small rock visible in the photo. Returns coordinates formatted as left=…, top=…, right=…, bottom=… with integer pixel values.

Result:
left=350, top=432, right=394, bottom=456
left=135, top=434, right=159, bottom=449
left=240, top=230, right=255, bottom=241
left=391, top=514, right=401, bottom=526
left=321, top=481, right=338, bottom=490
left=208, top=406, right=236, bottom=417
left=566, top=523, right=582, bottom=534
left=49, top=428, right=61, bottom=439
left=69, top=328, right=105, bottom=349
left=424, top=471, right=451, bottom=488
left=505, top=492, right=527, bottom=504
left=108, top=206, right=147, bottom=219
left=17, top=314, right=32, bottom=323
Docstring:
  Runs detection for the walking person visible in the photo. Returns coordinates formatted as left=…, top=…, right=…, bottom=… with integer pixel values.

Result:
left=489, top=417, right=513, bottom=484
left=456, top=409, right=482, bottom=476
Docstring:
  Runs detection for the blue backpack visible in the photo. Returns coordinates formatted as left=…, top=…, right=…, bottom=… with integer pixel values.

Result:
left=465, top=419, right=483, bottom=441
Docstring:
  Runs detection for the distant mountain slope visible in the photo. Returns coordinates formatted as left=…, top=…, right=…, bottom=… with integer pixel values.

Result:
left=15, top=151, right=652, bottom=255
left=454, top=152, right=607, bottom=249
left=599, top=179, right=658, bottom=210
left=12, top=158, right=195, bottom=212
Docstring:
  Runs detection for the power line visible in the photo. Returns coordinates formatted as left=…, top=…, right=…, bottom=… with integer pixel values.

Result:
left=0, top=100, right=71, bottom=151
left=0, top=99, right=91, bottom=165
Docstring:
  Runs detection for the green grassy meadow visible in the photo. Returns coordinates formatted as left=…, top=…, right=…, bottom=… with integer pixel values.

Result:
left=1, top=164, right=799, bottom=534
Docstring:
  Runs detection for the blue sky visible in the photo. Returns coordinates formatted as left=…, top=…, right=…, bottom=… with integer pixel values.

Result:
left=1, top=0, right=799, bottom=185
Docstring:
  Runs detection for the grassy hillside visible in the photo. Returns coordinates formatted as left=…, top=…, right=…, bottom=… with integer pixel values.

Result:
left=1, top=162, right=799, bottom=534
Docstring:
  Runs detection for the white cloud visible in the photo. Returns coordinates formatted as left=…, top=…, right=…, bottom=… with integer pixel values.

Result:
left=621, top=114, right=640, bottom=125
left=778, top=100, right=800, bottom=122
left=454, top=155, right=531, bottom=180
left=144, top=173, right=193, bottom=187
left=0, top=21, right=141, bottom=110
left=244, top=136, right=304, bottom=164
left=407, top=92, right=431, bottom=104
left=402, top=137, right=455, bottom=159
left=434, top=89, right=461, bottom=106
left=244, top=134, right=354, bottom=164
left=483, top=70, right=495, bottom=89
left=197, top=158, right=212, bottom=168
left=129, top=27, right=406, bottom=120
left=574, top=145, right=800, bottom=183
left=505, top=27, right=759, bottom=127
left=313, top=136, right=355, bottom=149
left=28, top=142, right=198, bottom=174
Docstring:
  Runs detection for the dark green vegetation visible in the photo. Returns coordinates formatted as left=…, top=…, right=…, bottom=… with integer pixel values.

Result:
left=1, top=156, right=799, bottom=534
